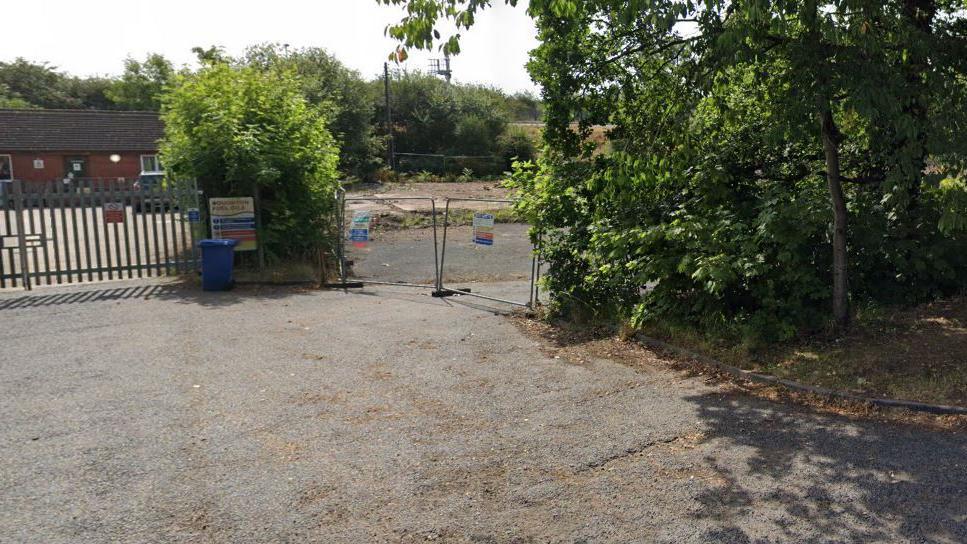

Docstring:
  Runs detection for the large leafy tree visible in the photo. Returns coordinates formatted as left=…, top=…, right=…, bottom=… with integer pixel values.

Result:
left=382, top=0, right=967, bottom=336
left=241, top=44, right=382, bottom=179
left=372, top=71, right=510, bottom=159
left=106, top=54, right=175, bottom=111
left=0, top=58, right=90, bottom=109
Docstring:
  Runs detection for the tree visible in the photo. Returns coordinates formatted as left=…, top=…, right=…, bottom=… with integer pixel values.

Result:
left=0, top=58, right=81, bottom=109
left=161, top=64, right=340, bottom=259
left=505, top=91, right=542, bottom=121
left=106, top=54, right=175, bottom=111
left=64, top=76, right=117, bottom=110
left=0, top=83, right=33, bottom=108
left=0, top=58, right=123, bottom=110
left=191, top=45, right=230, bottom=66
left=371, top=71, right=510, bottom=167
left=382, top=0, right=967, bottom=337
left=241, top=44, right=382, bottom=179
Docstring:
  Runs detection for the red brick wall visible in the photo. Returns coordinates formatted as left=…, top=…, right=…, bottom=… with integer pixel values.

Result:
left=4, top=152, right=63, bottom=182
left=0, top=150, right=157, bottom=183
left=87, top=152, right=146, bottom=180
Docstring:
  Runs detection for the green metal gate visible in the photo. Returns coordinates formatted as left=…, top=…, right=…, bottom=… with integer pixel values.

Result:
left=0, top=178, right=199, bottom=291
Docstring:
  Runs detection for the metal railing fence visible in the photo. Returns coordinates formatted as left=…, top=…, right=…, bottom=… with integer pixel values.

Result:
left=0, top=178, right=199, bottom=291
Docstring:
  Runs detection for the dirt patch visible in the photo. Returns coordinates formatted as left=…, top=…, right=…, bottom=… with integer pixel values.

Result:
left=773, top=299, right=967, bottom=406
left=635, top=297, right=967, bottom=408
left=511, top=316, right=967, bottom=431
left=348, top=181, right=514, bottom=201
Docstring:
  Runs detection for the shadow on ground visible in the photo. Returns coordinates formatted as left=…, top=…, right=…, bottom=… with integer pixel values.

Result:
left=516, top=319, right=967, bottom=541
left=0, top=280, right=319, bottom=310
left=684, top=390, right=967, bottom=543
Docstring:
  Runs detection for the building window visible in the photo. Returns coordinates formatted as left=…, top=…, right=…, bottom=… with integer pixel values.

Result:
left=140, top=154, right=163, bottom=174
left=0, top=155, right=12, bottom=181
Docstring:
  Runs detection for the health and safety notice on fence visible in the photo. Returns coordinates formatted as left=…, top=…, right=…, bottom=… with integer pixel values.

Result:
left=349, top=210, right=371, bottom=247
left=473, top=213, right=495, bottom=246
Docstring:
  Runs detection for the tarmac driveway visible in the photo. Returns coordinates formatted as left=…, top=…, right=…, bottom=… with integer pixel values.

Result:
left=0, top=280, right=965, bottom=543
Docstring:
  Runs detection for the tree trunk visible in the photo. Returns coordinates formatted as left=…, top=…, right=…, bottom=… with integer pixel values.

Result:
left=820, top=106, right=850, bottom=331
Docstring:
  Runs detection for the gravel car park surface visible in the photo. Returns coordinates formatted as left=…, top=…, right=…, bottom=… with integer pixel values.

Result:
left=1, top=279, right=965, bottom=543
left=349, top=224, right=534, bottom=287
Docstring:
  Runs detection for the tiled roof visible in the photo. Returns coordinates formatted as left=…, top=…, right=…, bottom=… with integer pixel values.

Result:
left=0, top=109, right=163, bottom=151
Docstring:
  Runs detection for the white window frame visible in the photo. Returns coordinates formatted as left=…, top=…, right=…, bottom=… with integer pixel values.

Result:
left=0, top=154, right=12, bottom=182
left=140, top=154, right=163, bottom=175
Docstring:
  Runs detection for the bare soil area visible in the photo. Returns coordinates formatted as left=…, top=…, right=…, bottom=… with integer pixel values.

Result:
left=347, top=181, right=513, bottom=207
left=513, top=317, right=967, bottom=431
left=634, top=297, right=967, bottom=409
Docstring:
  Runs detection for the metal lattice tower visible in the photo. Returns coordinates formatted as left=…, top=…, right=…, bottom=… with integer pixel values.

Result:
left=429, top=57, right=452, bottom=83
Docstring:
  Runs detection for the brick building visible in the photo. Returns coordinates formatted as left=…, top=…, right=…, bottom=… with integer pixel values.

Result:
left=0, top=109, right=164, bottom=188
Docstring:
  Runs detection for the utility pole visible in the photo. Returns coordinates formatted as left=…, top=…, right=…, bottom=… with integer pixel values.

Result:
left=383, top=62, right=396, bottom=171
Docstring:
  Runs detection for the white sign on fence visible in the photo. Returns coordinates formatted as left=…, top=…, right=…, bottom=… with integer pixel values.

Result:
left=349, top=210, right=371, bottom=247
left=472, top=213, right=495, bottom=246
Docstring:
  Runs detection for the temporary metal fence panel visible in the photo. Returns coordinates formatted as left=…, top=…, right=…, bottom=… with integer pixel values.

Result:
left=438, top=198, right=537, bottom=308
left=0, top=178, right=199, bottom=291
left=337, top=195, right=441, bottom=289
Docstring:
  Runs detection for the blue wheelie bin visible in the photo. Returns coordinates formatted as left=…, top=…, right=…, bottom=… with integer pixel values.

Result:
left=199, top=239, right=237, bottom=291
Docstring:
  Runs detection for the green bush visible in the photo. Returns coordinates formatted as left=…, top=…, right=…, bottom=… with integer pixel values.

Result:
left=242, top=44, right=382, bottom=180
left=160, top=64, right=340, bottom=260
left=496, top=127, right=537, bottom=170
left=513, top=61, right=967, bottom=345
left=373, top=72, right=510, bottom=163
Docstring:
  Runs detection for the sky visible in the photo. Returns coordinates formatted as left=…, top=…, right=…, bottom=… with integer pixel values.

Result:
left=3, top=0, right=540, bottom=94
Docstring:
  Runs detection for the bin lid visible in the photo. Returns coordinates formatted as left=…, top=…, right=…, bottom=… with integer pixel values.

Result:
left=199, top=239, right=238, bottom=247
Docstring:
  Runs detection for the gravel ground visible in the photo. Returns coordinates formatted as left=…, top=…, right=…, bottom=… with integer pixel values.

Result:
left=349, top=224, right=534, bottom=291
left=1, top=279, right=965, bottom=543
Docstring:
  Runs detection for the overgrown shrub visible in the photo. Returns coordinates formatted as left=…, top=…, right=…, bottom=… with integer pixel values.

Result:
left=373, top=72, right=510, bottom=164
left=513, top=60, right=967, bottom=345
left=160, top=64, right=340, bottom=260
left=496, top=127, right=537, bottom=170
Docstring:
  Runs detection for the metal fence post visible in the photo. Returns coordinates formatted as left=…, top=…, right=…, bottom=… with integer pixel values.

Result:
left=435, top=199, right=452, bottom=294
left=339, top=189, right=348, bottom=286
left=12, top=180, right=31, bottom=291
left=431, top=198, right=441, bottom=292
left=434, top=197, right=534, bottom=308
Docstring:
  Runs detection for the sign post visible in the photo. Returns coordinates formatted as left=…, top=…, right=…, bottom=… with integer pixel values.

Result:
left=209, top=197, right=257, bottom=251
